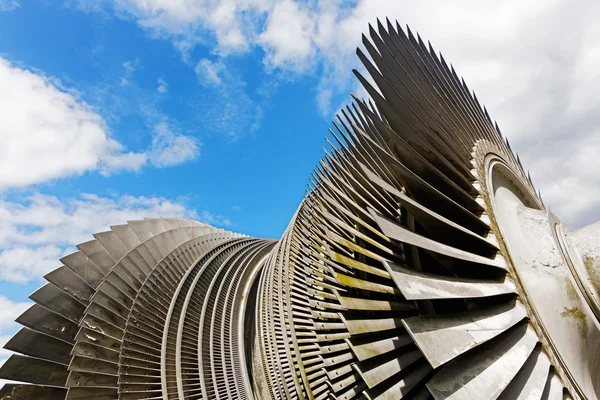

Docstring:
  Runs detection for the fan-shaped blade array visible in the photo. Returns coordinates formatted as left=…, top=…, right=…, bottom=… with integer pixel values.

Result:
left=0, top=218, right=274, bottom=399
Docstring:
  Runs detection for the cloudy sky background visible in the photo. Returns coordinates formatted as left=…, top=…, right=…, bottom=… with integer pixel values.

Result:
left=0, top=0, right=599, bottom=385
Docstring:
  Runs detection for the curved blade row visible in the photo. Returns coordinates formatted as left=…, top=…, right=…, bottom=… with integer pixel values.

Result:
left=0, top=217, right=275, bottom=399
left=255, top=20, right=569, bottom=400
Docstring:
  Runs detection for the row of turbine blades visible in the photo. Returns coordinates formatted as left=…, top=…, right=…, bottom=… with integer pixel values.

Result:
left=254, top=20, right=568, bottom=400
left=0, top=216, right=275, bottom=400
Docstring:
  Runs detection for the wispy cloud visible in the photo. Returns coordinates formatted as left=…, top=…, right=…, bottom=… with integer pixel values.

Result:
left=98, top=121, right=200, bottom=174
left=157, top=77, right=168, bottom=93
left=191, top=59, right=265, bottom=141
left=148, top=122, right=200, bottom=167
left=195, top=58, right=225, bottom=87
left=120, top=59, right=137, bottom=86
left=198, top=210, right=231, bottom=227
left=0, top=0, right=19, bottom=12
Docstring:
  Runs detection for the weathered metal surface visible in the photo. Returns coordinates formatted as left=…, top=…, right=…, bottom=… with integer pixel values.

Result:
left=403, top=301, right=527, bottom=368
left=371, top=209, right=505, bottom=270
left=427, top=324, right=538, bottom=399
left=383, top=260, right=516, bottom=300
left=497, top=348, right=551, bottom=400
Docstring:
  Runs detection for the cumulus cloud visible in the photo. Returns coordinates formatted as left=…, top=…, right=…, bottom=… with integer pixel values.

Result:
left=0, top=57, right=146, bottom=188
left=0, top=192, right=233, bottom=283
left=258, top=0, right=316, bottom=72
left=115, top=0, right=270, bottom=54
left=0, top=58, right=200, bottom=188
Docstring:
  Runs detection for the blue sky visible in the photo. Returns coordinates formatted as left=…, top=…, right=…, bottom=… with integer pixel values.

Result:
left=1, top=0, right=600, bottom=381
left=0, top=2, right=331, bottom=237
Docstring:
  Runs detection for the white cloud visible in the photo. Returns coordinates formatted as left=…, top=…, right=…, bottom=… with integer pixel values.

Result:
left=157, top=77, right=168, bottom=93
left=0, top=246, right=64, bottom=285
left=195, top=58, right=225, bottom=86
left=198, top=210, right=231, bottom=227
left=98, top=122, right=199, bottom=172
left=115, top=0, right=270, bottom=54
left=120, top=60, right=136, bottom=85
left=0, top=58, right=201, bottom=188
left=0, top=296, right=30, bottom=331
left=0, top=192, right=228, bottom=283
left=0, top=0, right=18, bottom=12
left=0, top=57, right=145, bottom=188
left=259, top=0, right=316, bottom=72
left=100, top=150, right=148, bottom=175
left=148, top=122, right=199, bottom=167
left=193, top=59, right=264, bottom=141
